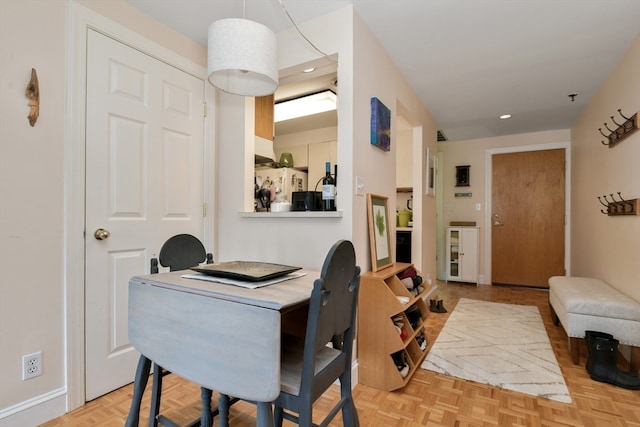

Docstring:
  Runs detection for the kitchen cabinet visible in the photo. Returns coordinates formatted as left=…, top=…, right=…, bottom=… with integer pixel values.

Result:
left=358, top=263, right=429, bottom=391
left=445, top=227, right=479, bottom=283
left=255, top=94, right=274, bottom=141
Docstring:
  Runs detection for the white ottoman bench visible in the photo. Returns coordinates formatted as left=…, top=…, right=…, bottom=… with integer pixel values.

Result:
left=549, top=276, right=640, bottom=373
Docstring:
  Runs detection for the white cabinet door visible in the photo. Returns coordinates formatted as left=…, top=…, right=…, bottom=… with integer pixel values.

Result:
left=460, top=228, right=479, bottom=282
left=446, top=228, right=461, bottom=281
left=446, top=227, right=478, bottom=283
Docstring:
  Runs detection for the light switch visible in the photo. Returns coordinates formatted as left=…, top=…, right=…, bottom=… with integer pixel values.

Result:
left=475, top=203, right=481, bottom=211
left=356, top=176, right=365, bottom=196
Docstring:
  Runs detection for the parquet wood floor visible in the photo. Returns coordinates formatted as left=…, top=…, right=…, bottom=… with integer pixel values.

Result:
left=42, top=282, right=640, bottom=427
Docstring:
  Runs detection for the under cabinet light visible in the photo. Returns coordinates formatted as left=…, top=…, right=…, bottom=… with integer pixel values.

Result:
left=274, top=90, right=337, bottom=122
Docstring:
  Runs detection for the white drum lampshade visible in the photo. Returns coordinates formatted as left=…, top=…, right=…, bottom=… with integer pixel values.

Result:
left=207, top=18, right=278, bottom=96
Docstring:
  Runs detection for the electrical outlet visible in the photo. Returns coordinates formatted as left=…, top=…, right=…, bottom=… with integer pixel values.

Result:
left=22, top=351, right=42, bottom=380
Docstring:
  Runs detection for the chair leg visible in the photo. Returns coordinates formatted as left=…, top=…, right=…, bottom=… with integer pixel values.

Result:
left=274, top=405, right=284, bottom=427
left=340, top=373, right=359, bottom=427
left=125, top=355, right=152, bottom=427
left=149, top=364, right=164, bottom=427
left=297, top=406, right=313, bottom=427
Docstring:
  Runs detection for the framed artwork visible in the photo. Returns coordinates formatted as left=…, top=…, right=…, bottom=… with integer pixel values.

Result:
left=370, top=97, right=391, bottom=151
left=366, top=193, right=392, bottom=272
left=426, top=148, right=436, bottom=197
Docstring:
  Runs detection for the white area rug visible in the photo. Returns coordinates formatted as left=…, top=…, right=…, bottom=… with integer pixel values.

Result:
left=421, top=298, right=571, bottom=403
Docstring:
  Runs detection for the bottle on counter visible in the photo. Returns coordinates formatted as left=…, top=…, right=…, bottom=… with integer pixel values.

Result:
left=322, top=161, right=336, bottom=211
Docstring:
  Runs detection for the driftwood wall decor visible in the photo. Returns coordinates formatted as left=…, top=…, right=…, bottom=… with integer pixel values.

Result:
left=26, top=68, right=39, bottom=127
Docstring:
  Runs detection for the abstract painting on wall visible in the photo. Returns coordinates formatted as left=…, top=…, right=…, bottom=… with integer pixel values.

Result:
left=371, top=97, right=391, bottom=151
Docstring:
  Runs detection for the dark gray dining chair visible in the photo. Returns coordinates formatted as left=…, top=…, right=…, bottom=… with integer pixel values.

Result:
left=273, top=239, right=361, bottom=427
left=126, top=234, right=236, bottom=427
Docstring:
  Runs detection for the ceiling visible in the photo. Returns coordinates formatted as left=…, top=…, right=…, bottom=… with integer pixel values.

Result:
left=124, top=0, right=640, bottom=142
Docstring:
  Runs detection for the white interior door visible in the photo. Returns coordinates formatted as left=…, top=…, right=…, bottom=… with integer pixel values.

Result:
left=85, top=29, right=205, bottom=400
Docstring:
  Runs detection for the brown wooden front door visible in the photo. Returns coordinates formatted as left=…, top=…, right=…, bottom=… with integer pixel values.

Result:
left=491, top=149, right=565, bottom=287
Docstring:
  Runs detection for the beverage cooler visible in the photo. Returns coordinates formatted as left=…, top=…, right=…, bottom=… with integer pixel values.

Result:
left=255, top=167, right=307, bottom=204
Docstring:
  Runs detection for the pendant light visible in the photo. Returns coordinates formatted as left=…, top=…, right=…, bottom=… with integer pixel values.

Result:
left=207, top=5, right=278, bottom=97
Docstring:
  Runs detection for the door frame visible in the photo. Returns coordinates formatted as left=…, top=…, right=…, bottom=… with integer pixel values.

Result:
left=65, top=2, right=215, bottom=410
left=483, top=142, right=571, bottom=285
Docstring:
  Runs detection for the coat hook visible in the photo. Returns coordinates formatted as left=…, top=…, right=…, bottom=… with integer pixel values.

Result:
left=599, top=128, right=610, bottom=138
left=610, top=193, right=619, bottom=202
left=597, top=196, right=608, bottom=207
left=603, top=195, right=612, bottom=204
left=604, top=122, right=616, bottom=133
left=617, top=192, right=625, bottom=202
left=610, top=115, right=622, bottom=127
left=601, top=140, right=609, bottom=146
left=618, top=109, right=630, bottom=121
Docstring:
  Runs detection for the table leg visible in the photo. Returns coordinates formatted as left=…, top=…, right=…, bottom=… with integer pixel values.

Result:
left=256, top=402, right=274, bottom=427
left=200, top=387, right=213, bottom=427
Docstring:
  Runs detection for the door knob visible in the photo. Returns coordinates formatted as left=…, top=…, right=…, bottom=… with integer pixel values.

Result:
left=94, top=228, right=110, bottom=240
left=493, top=213, right=503, bottom=227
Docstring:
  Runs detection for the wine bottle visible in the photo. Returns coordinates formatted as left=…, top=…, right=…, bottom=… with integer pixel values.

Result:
left=322, top=161, right=336, bottom=211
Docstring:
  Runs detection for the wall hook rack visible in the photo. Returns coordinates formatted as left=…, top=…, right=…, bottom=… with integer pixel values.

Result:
left=597, top=192, right=639, bottom=216
left=599, top=109, right=638, bottom=147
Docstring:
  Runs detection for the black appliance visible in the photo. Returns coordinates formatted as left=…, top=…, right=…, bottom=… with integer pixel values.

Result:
left=396, top=230, right=412, bottom=263
left=291, top=191, right=322, bottom=211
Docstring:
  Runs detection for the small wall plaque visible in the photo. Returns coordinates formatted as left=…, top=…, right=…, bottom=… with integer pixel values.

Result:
left=455, top=192, right=472, bottom=198
left=456, top=165, right=470, bottom=187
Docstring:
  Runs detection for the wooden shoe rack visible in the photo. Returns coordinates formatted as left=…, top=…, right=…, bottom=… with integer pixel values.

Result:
left=357, top=262, right=430, bottom=390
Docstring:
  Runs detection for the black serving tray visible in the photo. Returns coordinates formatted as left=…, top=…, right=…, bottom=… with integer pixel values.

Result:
left=191, top=261, right=301, bottom=282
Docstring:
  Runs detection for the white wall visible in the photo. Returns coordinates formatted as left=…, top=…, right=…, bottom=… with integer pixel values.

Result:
left=437, top=129, right=570, bottom=283
left=570, top=34, right=640, bottom=302
left=0, top=0, right=206, bottom=424
left=0, top=0, right=67, bottom=416
left=351, top=11, right=438, bottom=279
left=0, top=2, right=438, bottom=424
left=214, top=8, right=355, bottom=269
left=436, top=33, right=640, bottom=296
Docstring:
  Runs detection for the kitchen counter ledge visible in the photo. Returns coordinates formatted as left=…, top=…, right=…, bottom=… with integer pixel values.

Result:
left=240, top=211, right=343, bottom=218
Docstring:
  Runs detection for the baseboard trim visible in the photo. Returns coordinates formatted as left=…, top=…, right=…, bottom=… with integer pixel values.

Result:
left=0, top=387, right=66, bottom=427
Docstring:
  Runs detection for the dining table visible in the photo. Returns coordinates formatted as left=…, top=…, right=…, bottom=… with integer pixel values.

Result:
left=127, top=267, right=317, bottom=427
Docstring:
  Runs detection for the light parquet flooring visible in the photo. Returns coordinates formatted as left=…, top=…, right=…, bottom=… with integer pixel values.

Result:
left=42, top=282, right=640, bottom=427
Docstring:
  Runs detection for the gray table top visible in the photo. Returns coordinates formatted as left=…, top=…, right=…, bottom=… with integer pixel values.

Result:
left=130, top=269, right=317, bottom=310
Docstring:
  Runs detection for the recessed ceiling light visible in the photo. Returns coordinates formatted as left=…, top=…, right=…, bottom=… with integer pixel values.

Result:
left=499, top=114, right=512, bottom=120
left=302, top=67, right=316, bottom=73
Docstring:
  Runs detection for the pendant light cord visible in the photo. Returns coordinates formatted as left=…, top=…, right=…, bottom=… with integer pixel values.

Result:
left=277, top=0, right=337, bottom=63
